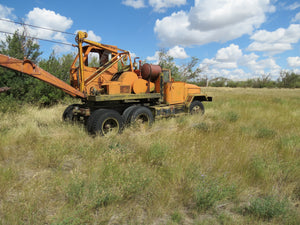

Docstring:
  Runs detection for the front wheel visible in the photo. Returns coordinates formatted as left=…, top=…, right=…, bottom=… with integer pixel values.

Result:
left=189, top=100, right=205, bottom=115
left=89, top=109, right=124, bottom=136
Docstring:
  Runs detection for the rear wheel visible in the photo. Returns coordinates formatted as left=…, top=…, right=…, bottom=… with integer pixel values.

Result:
left=129, top=106, right=154, bottom=126
left=62, top=104, right=81, bottom=122
left=90, top=109, right=124, bottom=136
left=122, top=105, right=139, bottom=124
left=86, top=109, right=106, bottom=133
left=189, top=100, right=205, bottom=115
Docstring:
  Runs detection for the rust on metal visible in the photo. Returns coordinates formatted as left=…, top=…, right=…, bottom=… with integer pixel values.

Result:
left=141, top=63, right=162, bottom=81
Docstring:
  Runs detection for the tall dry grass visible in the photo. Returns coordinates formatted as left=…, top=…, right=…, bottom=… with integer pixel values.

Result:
left=0, top=88, right=299, bottom=224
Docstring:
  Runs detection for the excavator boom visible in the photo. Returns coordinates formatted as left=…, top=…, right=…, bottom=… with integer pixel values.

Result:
left=0, top=54, right=85, bottom=98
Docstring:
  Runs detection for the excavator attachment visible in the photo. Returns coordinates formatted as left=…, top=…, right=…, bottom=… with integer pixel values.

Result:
left=0, top=54, right=85, bottom=98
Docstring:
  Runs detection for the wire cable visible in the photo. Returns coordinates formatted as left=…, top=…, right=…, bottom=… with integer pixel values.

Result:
left=0, top=30, right=75, bottom=46
left=0, top=18, right=75, bottom=36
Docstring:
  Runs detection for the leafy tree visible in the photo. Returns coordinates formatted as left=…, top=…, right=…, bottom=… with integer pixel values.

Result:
left=226, top=80, right=238, bottom=88
left=157, top=49, right=201, bottom=82
left=0, top=30, right=41, bottom=61
left=210, top=77, right=229, bottom=87
left=158, top=49, right=180, bottom=80
left=195, top=77, right=209, bottom=87
left=179, top=57, right=202, bottom=82
left=36, top=52, right=74, bottom=105
left=277, top=71, right=300, bottom=88
left=246, top=74, right=275, bottom=88
left=0, top=30, right=43, bottom=103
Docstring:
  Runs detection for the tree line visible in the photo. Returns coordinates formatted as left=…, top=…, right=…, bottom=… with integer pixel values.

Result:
left=0, top=31, right=299, bottom=107
left=196, top=72, right=300, bottom=88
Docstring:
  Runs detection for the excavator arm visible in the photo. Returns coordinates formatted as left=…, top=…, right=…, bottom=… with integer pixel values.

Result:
left=0, top=54, right=85, bottom=98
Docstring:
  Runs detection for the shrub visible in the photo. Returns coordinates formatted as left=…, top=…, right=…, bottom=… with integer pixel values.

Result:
left=66, top=179, right=85, bottom=205
left=242, top=196, right=289, bottom=220
left=171, top=211, right=183, bottom=223
left=194, top=176, right=237, bottom=211
left=247, top=156, right=267, bottom=183
left=193, top=122, right=209, bottom=132
left=146, top=142, right=168, bottom=167
left=255, top=128, right=276, bottom=139
left=225, top=111, right=239, bottom=122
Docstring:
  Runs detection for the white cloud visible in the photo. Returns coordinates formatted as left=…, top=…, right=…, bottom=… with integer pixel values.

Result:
left=189, top=0, right=274, bottom=31
left=200, top=44, right=242, bottom=70
left=200, top=44, right=281, bottom=80
left=0, top=6, right=76, bottom=54
left=292, top=12, right=300, bottom=23
left=167, top=46, right=189, bottom=59
left=285, top=2, right=300, bottom=10
left=247, top=24, right=300, bottom=55
left=122, top=0, right=186, bottom=12
left=85, top=30, right=102, bottom=43
left=0, top=4, right=15, bottom=18
left=149, top=0, right=187, bottom=12
left=0, top=4, right=19, bottom=41
left=23, top=8, right=75, bottom=54
left=200, top=67, right=250, bottom=81
left=53, top=44, right=72, bottom=54
left=25, top=8, right=73, bottom=41
left=287, top=56, right=300, bottom=68
left=215, top=44, right=242, bottom=62
left=122, top=0, right=146, bottom=9
left=146, top=51, right=160, bottom=63
left=240, top=53, right=281, bottom=76
left=154, top=0, right=275, bottom=47
left=26, top=8, right=73, bottom=31
left=147, top=46, right=188, bottom=63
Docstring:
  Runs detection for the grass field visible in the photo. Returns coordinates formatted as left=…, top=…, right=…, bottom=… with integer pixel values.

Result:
left=0, top=87, right=299, bottom=224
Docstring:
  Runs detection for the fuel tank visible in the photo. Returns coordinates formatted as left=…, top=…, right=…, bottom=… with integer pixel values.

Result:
left=141, top=63, right=162, bottom=82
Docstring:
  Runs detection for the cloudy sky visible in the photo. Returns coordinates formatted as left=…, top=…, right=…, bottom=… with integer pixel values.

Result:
left=0, top=0, right=299, bottom=80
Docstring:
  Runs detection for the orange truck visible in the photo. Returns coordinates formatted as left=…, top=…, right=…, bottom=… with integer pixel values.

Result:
left=0, top=31, right=212, bottom=135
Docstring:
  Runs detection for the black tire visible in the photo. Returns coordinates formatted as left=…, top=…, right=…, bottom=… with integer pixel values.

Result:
left=62, top=104, right=81, bottom=122
left=129, top=106, right=154, bottom=126
left=90, top=109, right=124, bottom=136
left=122, top=105, right=139, bottom=124
left=86, top=109, right=106, bottom=133
left=189, top=100, right=205, bottom=115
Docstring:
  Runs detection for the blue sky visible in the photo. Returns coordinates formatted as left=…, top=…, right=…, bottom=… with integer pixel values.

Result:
left=0, top=0, right=299, bottom=80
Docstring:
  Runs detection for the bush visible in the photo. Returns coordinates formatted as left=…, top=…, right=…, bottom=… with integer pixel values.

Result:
left=194, top=176, right=237, bottom=211
left=146, top=142, right=168, bottom=167
left=278, top=71, right=300, bottom=88
left=255, top=128, right=276, bottom=139
left=225, top=111, right=239, bottom=122
left=242, top=196, right=289, bottom=220
left=193, top=122, right=209, bottom=132
left=171, top=211, right=183, bottom=223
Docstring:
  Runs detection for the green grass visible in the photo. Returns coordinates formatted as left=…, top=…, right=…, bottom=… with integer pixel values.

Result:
left=242, top=196, right=289, bottom=220
left=0, top=87, right=300, bottom=224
